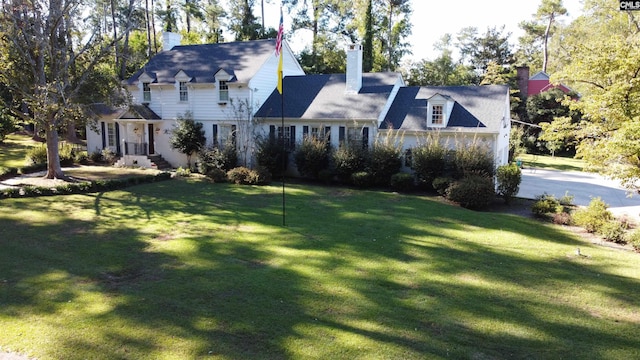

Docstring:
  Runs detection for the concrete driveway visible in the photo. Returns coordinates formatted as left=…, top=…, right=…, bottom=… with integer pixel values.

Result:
left=518, top=167, right=640, bottom=220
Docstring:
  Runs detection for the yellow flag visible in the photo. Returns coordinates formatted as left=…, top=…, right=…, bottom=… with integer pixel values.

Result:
left=276, top=7, right=284, bottom=94
left=277, top=51, right=283, bottom=95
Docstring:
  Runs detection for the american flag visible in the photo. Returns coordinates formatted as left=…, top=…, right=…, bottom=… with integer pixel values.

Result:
left=275, top=7, right=283, bottom=57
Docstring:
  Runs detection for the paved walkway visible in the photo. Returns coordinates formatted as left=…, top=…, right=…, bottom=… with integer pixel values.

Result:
left=518, top=167, right=640, bottom=221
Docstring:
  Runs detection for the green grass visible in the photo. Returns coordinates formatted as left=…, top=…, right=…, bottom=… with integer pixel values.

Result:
left=1, top=179, right=639, bottom=359
left=0, top=133, right=41, bottom=168
left=518, top=153, right=586, bottom=172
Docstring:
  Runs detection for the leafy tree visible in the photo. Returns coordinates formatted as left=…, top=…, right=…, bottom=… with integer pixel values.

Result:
left=228, top=0, right=261, bottom=41
left=403, top=35, right=476, bottom=86
left=202, top=0, right=226, bottom=43
left=539, top=116, right=578, bottom=156
left=282, top=0, right=354, bottom=74
left=0, top=0, right=125, bottom=179
left=0, top=106, right=15, bottom=144
left=170, top=111, right=206, bottom=169
left=457, top=26, right=515, bottom=79
left=553, top=0, right=640, bottom=187
left=157, top=0, right=179, bottom=32
left=534, top=0, right=567, bottom=72
left=524, top=88, right=580, bottom=154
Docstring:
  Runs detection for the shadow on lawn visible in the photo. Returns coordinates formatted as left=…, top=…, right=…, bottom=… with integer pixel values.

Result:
left=1, top=180, right=639, bottom=359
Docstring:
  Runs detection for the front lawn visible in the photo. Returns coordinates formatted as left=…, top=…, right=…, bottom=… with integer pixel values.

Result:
left=518, top=153, right=586, bottom=172
left=1, top=179, right=639, bottom=359
left=0, top=133, right=41, bottom=169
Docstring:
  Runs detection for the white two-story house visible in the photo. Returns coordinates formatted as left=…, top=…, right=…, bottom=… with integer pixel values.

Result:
left=87, top=32, right=304, bottom=168
left=89, top=36, right=510, bottom=172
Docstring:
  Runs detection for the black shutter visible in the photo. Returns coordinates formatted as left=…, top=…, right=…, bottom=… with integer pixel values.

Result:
left=115, top=122, right=121, bottom=155
left=212, top=124, right=218, bottom=147
left=101, top=122, right=106, bottom=149
left=339, top=126, right=345, bottom=146
left=325, top=126, right=331, bottom=142
left=303, top=126, right=309, bottom=139
left=362, top=127, right=369, bottom=149
left=269, top=125, right=275, bottom=141
left=290, top=126, right=296, bottom=149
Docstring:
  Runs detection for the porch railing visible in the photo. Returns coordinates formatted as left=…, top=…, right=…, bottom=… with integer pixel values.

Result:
left=124, top=142, right=148, bottom=156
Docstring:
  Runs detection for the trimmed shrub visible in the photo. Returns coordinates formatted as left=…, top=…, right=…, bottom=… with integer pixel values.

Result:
left=0, top=167, right=18, bottom=180
left=572, top=197, right=613, bottom=233
left=332, top=145, right=369, bottom=183
left=294, top=137, right=331, bottom=180
left=25, top=144, right=48, bottom=165
left=432, top=177, right=453, bottom=196
left=227, top=166, right=271, bottom=185
left=598, top=221, right=627, bottom=243
left=58, top=143, right=75, bottom=166
left=626, top=230, right=640, bottom=251
left=102, top=148, right=117, bottom=164
left=227, top=167, right=252, bottom=184
left=207, top=168, right=228, bottom=183
left=369, top=142, right=402, bottom=187
left=390, top=172, right=414, bottom=192
left=446, top=173, right=495, bottom=210
left=451, top=142, right=495, bottom=179
left=198, top=142, right=237, bottom=175
left=74, top=151, right=89, bottom=165
left=496, top=163, right=522, bottom=204
left=175, top=167, right=192, bottom=177
left=351, top=171, right=372, bottom=188
left=531, top=193, right=562, bottom=218
left=411, top=142, right=447, bottom=188
left=552, top=211, right=572, bottom=225
left=249, top=166, right=272, bottom=185
left=19, top=163, right=47, bottom=174
left=90, top=151, right=103, bottom=163
left=255, top=136, right=288, bottom=176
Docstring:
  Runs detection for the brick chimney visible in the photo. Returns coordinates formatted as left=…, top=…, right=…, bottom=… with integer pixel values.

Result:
left=346, top=44, right=363, bottom=94
left=516, top=66, right=530, bottom=99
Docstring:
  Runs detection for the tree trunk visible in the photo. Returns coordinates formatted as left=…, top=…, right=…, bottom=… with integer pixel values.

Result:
left=151, top=0, right=158, bottom=53
left=45, top=121, right=65, bottom=179
left=542, top=14, right=554, bottom=73
left=66, top=122, right=80, bottom=143
left=110, top=0, right=119, bottom=69
left=145, top=0, right=152, bottom=57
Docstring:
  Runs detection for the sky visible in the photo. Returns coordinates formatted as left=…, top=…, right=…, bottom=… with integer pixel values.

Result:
left=251, top=0, right=585, bottom=63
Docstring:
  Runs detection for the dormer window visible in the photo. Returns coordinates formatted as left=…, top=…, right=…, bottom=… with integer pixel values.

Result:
left=432, top=105, right=443, bottom=125
left=219, top=81, right=229, bottom=102
left=179, top=81, right=188, bottom=101
left=426, top=94, right=451, bottom=127
left=142, top=82, right=151, bottom=103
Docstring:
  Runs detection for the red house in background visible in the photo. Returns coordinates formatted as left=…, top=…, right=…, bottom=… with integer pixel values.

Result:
left=517, top=66, right=573, bottom=99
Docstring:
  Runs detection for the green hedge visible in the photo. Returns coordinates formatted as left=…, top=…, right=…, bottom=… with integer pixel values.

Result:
left=0, top=172, right=172, bottom=199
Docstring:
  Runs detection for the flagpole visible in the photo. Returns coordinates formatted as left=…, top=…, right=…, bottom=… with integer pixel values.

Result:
left=281, top=84, right=286, bottom=227
left=276, top=5, right=286, bottom=227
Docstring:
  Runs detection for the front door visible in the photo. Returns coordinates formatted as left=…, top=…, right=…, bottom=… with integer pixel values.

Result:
left=148, top=124, right=155, bottom=154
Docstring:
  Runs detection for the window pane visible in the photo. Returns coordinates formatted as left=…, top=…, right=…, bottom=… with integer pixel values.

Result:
left=219, top=81, right=229, bottom=101
left=107, top=123, right=116, bottom=147
left=432, top=105, right=443, bottom=125
left=143, top=83, right=151, bottom=102
left=179, top=82, right=188, bottom=101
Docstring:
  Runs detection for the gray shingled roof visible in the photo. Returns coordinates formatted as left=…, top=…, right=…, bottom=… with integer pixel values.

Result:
left=382, top=85, right=509, bottom=132
left=89, top=103, right=161, bottom=121
left=254, top=72, right=400, bottom=120
left=127, top=39, right=277, bottom=85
